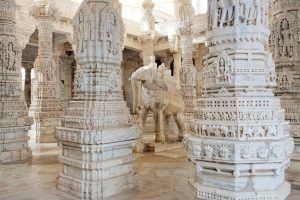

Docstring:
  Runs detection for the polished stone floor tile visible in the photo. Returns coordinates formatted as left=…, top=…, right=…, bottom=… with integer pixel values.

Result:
left=0, top=143, right=299, bottom=200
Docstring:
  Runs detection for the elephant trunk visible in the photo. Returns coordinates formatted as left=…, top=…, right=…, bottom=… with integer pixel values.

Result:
left=131, top=79, right=142, bottom=115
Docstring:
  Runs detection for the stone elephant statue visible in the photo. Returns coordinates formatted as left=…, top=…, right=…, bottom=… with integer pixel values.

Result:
left=130, top=56, right=185, bottom=143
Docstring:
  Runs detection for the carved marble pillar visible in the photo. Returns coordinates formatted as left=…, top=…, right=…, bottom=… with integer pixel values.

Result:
left=173, top=51, right=182, bottom=89
left=0, top=0, right=32, bottom=163
left=60, top=55, right=74, bottom=111
left=56, top=1, right=139, bottom=199
left=194, top=43, right=208, bottom=98
left=139, top=34, right=159, bottom=65
left=270, top=0, right=300, bottom=189
left=23, top=63, right=32, bottom=107
left=184, top=0, right=294, bottom=199
left=29, top=3, right=62, bottom=143
left=53, top=44, right=64, bottom=101
left=178, top=0, right=196, bottom=120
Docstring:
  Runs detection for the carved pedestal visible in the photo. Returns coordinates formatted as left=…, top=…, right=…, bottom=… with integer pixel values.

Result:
left=56, top=1, right=139, bottom=199
left=184, top=1, right=293, bottom=199
left=269, top=0, right=300, bottom=189
left=0, top=0, right=32, bottom=163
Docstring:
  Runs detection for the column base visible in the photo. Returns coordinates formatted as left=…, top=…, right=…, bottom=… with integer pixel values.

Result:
left=56, top=125, right=139, bottom=199
left=286, top=151, right=300, bottom=189
left=30, top=118, right=61, bottom=143
left=190, top=181, right=291, bottom=200
left=57, top=172, right=137, bottom=200
left=0, top=148, right=32, bottom=164
left=0, top=126, right=32, bottom=164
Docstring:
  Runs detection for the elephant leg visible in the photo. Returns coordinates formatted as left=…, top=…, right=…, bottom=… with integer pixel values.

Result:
left=164, top=115, right=170, bottom=141
left=141, top=108, right=149, bottom=128
left=174, top=112, right=185, bottom=141
left=154, top=110, right=165, bottom=143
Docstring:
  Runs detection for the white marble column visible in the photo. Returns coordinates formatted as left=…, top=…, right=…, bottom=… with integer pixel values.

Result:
left=139, top=0, right=159, bottom=65
left=184, top=0, right=294, bottom=199
left=60, top=55, right=74, bottom=111
left=178, top=0, right=196, bottom=120
left=270, top=0, right=300, bottom=189
left=56, top=1, right=139, bottom=199
left=194, top=43, right=208, bottom=98
left=0, top=0, right=32, bottom=163
left=29, top=2, right=62, bottom=143
left=173, top=51, right=182, bottom=89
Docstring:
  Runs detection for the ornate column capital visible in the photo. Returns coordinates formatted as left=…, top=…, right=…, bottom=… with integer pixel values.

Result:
left=177, top=22, right=193, bottom=36
left=29, top=1, right=58, bottom=21
left=138, top=33, right=159, bottom=44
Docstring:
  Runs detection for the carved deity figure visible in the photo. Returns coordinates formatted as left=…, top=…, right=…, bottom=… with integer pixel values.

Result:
left=213, top=52, right=232, bottom=83
left=218, top=0, right=234, bottom=27
left=255, top=0, right=268, bottom=25
left=179, top=0, right=195, bottom=23
left=266, top=53, right=276, bottom=85
left=280, top=19, right=294, bottom=58
left=131, top=56, right=185, bottom=143
left=141, top=0, right=155, bottom=32
left=0, top=42, right=6, bottom=69
left=180, top=64, right=196, bottom=85
left=209, top=0, right=219, bottom=29
left=240, top=0, right=256, bottom=24
left=277, top=73, right=292, bottom=92
left=7, top=42, right=15, bottom=71
left=77, top=10, right=84, bottom=52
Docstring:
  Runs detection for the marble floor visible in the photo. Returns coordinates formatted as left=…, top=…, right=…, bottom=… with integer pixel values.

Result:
left=0, top=143, right=299, bottom=200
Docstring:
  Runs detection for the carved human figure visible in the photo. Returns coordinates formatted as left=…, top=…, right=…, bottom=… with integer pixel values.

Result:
left=7, top=42, right=15, bottom=71
left=266, top=53, right=276, bottom=85
left=142, top=0, right=155, bottom=32
left=0, top=42, right=5, bottom=69
left=218, top=58, right=226, bottom=81
left=78, top=10, right=84, bottom=52
left=240, top=0, right=256, bottom=24
left=179, top=0, right=194, bottom=23
left=110, top=12, right=118, bottom=55
left=149, top=55, right=157, bottom=68
left=210, top=0, right=219, bottom=29
left=280, top=19, right=294, bottom=58
left=255, top=0, right=268, bottom=25
left=218, top=0, right=234, bottom=27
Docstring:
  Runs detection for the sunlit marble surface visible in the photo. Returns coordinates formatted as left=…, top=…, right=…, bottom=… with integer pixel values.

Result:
left=0, top=143, right=299, bottom=200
